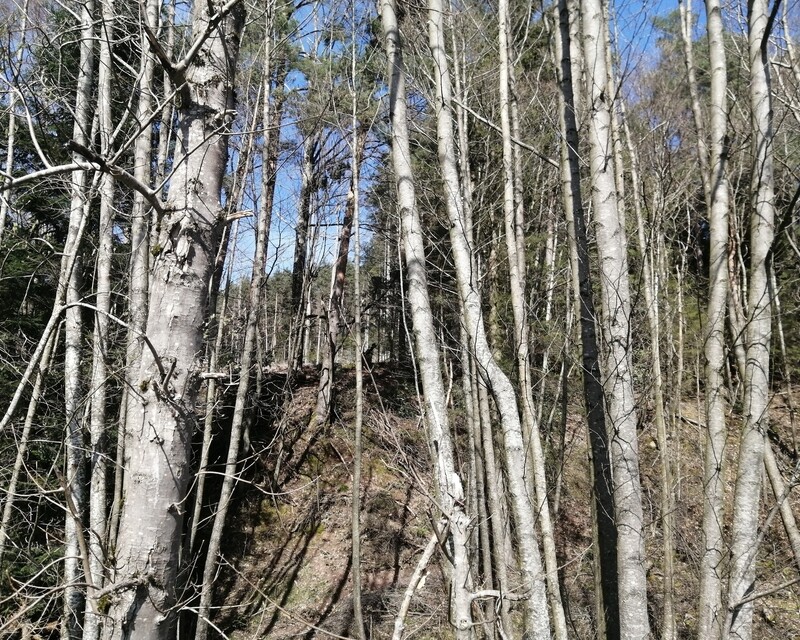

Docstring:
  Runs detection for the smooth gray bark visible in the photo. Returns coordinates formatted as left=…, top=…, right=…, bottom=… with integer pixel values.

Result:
left=63, top=2, right=95, bottom=635
left=726, top=1, right=776, bottom=637
left=103, top=4, right=245, bottom=639
left=84, top=3, right=116, bottom=638
left=553, top=2, right=620, bottom=636
left=497, top=4, right=567, bottom=637
left=380, top=1, right=473, bottom=636
left=579, top=0, right=649, bottom=636
left=697, top=0, right=730, bottom=636
left=426, top=0, right=549, bottom=635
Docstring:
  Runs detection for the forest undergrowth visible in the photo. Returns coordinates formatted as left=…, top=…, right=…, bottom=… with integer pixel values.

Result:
left=207, top=364, right=800, bottom=640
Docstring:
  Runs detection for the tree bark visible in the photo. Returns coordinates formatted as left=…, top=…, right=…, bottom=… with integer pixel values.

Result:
left=697, top=0, right=730, bottom=636
left=497, top=3, right=567, bottom=637
left=554, top=0, right=619, bottom=636
left=84, top=2, right=116, bottom=637
left=103, top=4, right=245, bottom=639
left=379, top=1, right=473, bottom=636
left=579, top=0, right=649, bottom=636
left=725, top=1, right=776, bottom=637
left=64, top=2, right=95, bottom=635
left=426, top=0, right=550, bottom=635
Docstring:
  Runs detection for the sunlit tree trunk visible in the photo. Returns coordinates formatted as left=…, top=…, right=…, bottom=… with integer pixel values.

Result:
left=498, top=2, right=566, bottom=636
left=554, top=0, right=619, bottom=636
left=379, top=1, right=473, bottom=636
left=84, top=2, right=115, bottom=638
left=725, top=1, right=776, bottom=637
left=579, top=0, right=649, bottom=636
left=103, top=4, right=245, bottom=639
left=64, top=2, right=95, bottom=635
left=623, top=110, right=675, bottom=640
left=697, top=0, right=730, bottom=636
left=427, top=0, right=549, bottom=635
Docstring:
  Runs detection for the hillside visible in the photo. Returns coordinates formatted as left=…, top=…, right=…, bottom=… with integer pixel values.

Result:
left=203, top=364, right=800, bottom=639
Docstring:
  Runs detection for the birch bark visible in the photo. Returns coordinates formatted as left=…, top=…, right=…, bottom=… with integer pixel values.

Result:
left=554, top=1, right=618, bottom=635
left=697, top=0, right=730, bottom=636
left=427, top=0, right=549, bottom=634
left=379, top=1, right=473, bottom=635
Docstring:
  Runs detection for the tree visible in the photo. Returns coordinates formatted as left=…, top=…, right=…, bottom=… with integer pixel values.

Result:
left=102, top=3, right=245, bottom=639
left=725, top=0, right=777, bottom=637
left=579, top=0, right=650, bottom=636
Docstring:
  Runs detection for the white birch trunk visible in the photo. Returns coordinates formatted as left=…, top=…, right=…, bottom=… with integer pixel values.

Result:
left=426, top=0, right=549, bottom=635
left=697, top=0, right=730, bottom=636
left=380, top=1, right=472, bottom=636
left=64, top=2, right=95, bottom=635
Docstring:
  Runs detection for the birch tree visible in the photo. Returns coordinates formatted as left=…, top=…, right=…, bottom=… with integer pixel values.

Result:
left=379, top=1, right=473, bottom=636
left=427, top=0, right=550, bottom=634
left=697, top=0, right=731, bottom=636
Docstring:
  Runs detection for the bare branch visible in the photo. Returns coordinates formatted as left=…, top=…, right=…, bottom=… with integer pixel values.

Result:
left=174, top=0, right=244, bottom=75
left=67, top=140, right=165, bottom=214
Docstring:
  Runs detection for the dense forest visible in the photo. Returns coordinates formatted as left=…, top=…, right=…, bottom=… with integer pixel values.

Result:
left=0, top=0, right=798, bottom=639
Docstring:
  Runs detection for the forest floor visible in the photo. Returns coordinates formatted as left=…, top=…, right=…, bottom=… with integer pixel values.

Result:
left=211, top=362, right=800, bottom=640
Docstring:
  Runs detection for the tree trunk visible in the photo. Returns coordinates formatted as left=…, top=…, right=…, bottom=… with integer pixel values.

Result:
left=725, top=1, right=776, bottom=637
left=84, top=2, right=115, bottom=637
left=426, top=0, right=550, bottom=635
left=314, top=126, right=366, bottom=427
left=579, top=0, right=649, bottom=636
left=379, top=1, right=473, bottom=636
left=290, top=133, right=320, bottom=371
left=554, top=0, right=619, bottom=636
left=497, top=3, right=566, bottom=637
left=697, top=0, right=730, bottom=636
left=623, top=110, right=675, bottom=640
left=64, top=2, right=95, bottom=635
left=103, top=4, right=245, bottom=639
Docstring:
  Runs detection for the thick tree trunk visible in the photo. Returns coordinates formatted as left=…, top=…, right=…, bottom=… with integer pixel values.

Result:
left=725, top=1, right=776, bottom=637
left=103, top=4, right=245, bottom=640
left=579, top=0, right=649, bottom=636
left=379, top=2, right=473, bottom=636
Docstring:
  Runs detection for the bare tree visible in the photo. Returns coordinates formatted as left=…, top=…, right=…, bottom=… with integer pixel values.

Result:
left=725, top=0, right=777, bottom=637
left=379, top=1, right=473, bottom=636
left=579, top=0, right=649, bottom=636
left=102, top=3, right=245, bottom=639
left=697, top=0, right=731, bottom=637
